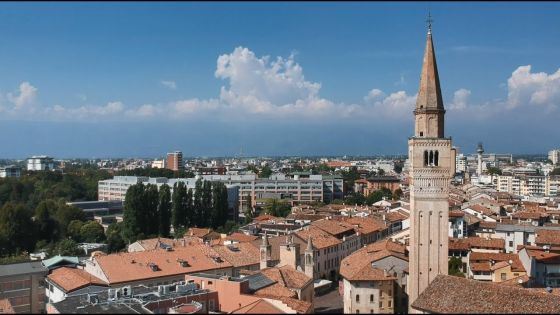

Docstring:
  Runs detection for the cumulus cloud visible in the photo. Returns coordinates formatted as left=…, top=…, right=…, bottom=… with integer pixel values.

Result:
left=364, top=89, right=385, bottom=103
left=370, top=90, right=417, bottom=119
left=161, top=80, right=177, bottom=90
left=47, top=101, right=125, bottom=120
left=449, top=88, right=471, bottom=110
left=7, top=82, right=37, bottom=109
left=506, top=65, right=560, bottom=111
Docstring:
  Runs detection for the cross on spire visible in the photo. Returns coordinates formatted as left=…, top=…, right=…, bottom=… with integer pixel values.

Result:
left=426, top=12, right=434, bottom=34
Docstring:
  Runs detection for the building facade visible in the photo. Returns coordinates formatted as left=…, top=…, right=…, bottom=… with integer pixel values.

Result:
left=407, top=24, right=456, bottom=311
left=166, top=151, right=183, bottom=172
left=0, top=165, right=21, bottom=178
left=0, top=262, right=48, bottom=314
left=27, top=156, right=54, bottom=171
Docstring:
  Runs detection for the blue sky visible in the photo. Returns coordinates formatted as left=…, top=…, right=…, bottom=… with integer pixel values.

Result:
left=0, top=2, right=559, bottom=158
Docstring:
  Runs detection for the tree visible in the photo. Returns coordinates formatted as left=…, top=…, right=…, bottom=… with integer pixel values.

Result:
left=201, top=180, right=212, bottom=227
left=260, top=165, right=272, bottom=178
left=67, top=220, right=85, bottom=242
left=243, top=194, right=254, bottom=224
left=392, top=188, right=404, bottom=200
left=551, top=168, right=560, bottom=176
left=365, top=188, right=392, bottom=205
left=448, top=257, right=465, bottom=277
left=123, top=183, right=145, bottom=243
left=105, top=222, right=126, bottom=253
left=394, top=160, right=404, bottom=174
left=345, top=192, right=366, bottom=206
left=34, top=200, right=60, bottom=243
left=79, top=221, right=106, bottom=243
left=158, top=184, right=172, bottom=237
left=262, top=199, right=291, bottom=217
left=185, top=188, right=194, bottom=227
left=192, top=179, right=204, bottom=227
left=171, top=182, right=187, bottom=233
left=487, top=167, right=502, bottom=176
left=0, top=202, right=35, bottom=255
left=211, top=182, right=229, bottom=228
left=51, top=239, right=82, bottom=257
left=377, top=168, right=385, bottom=176
left=143, top=184, right=159, bottom=236
left=53, top=202, right=85, bottom=238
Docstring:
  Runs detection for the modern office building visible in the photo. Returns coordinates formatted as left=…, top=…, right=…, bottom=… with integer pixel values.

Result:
left=166, top=151, right=183, bottom=171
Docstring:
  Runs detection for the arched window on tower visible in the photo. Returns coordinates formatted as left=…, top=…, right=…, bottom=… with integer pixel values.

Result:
left=424, top=151, right=429, bottom=166
left=429, top=151, right=434, bottom=166
left=434, top=151, right=439, bottom=166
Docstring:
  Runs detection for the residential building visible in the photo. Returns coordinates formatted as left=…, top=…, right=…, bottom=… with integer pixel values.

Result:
left=340, top=239, right=409, bottom=314
left=0, top=166, right=21, bottom=178
left=166, top=151, right=183, bottom=172
left=27, top=156, right=54, bottom=171
left=354, top=176, right=401, bottom=197
left=519, top=246, right=560, bottom=287
left=0, top=261, right=48, bottom=313
left=549, top=149, right=560, bottom=165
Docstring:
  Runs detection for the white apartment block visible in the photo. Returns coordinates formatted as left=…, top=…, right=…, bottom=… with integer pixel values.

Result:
left=27, top=156, right=55, bottom=171
left=0, top=165, right=21, bottom=178
left=549, top=149, right=560, bottom=165
left=497, top=174, right=559, bottom=197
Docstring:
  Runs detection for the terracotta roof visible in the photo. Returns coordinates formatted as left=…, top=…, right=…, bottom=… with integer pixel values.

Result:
left=210, top=243, right=260, bottom=268
left=132, top=238, right=175, bottom=251
left=340, top=239, right=407, bottom=281
left=469, top=252, right=525, bottom=272
left=466, top=237, right=504, bottom=250
left=253, top=214, right=281, bottom=222
left=499, top=274, right=530, bottom=287
left=286, top=213, right=328, bottom=222
left=226, top=232, right=259, bottom=243
left=295, top=226, right=342, bottom=249
left=525, top=249, right=560, bottom=264
left=449, top=210, right=464, bottom=218
left=0, top=299, right=15, bottom=314
left=311, top=219, right=355, bottom=236
left=469, top=204, right=496, bottom=216
left=186, top=227, right=212, bottom=238
left=259, top=265, right=313, bottom=290
left=479, top=221, right=497, bottom=229
left=250, top=235, right=289, bottom=262
left=412, top=274, right=560, bottom=314
left=47, top=267, right=108, bottom=293
left=92, top=242, right=232, bottom=284
left=512, top=211, right=547, bottom=220
left=338, top=217, right=387, bottom=235
left=231, top=299, right=283, bottom=314
left=470, top=262, right=492, bottom=272
left=384, top=211, right=408, bottom=222
left=448, top=238, right=470, bottom=251
left=536, top=229, right=560, bottom=246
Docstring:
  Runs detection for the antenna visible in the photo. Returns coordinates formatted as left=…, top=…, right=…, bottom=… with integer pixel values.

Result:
left=426, top=11, right=434, bottom=34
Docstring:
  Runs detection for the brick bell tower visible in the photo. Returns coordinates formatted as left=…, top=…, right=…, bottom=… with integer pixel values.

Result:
left=408, top=14, right=456, bottom=312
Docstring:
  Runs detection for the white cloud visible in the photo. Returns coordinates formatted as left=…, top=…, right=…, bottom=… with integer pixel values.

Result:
left=7, top=82, right=37, bottom=109
left=506, top=65, right=560, bottom=111
left=370, top=90, right=417, bottom=119
left=161, top=80, right=177, bottom=90
left=364, top=89, right=385, bottom=103
left=449, top=88, right=471, bottom=110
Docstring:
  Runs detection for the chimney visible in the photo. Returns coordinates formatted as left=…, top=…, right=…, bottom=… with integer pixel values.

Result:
left=180, top=239, right=186, bottom=247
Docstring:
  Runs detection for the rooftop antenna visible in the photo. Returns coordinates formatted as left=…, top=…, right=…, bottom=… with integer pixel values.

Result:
left=426, top=11, right=434, bottom=35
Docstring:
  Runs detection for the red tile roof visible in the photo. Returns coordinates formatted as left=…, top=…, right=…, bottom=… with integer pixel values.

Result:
left=340, top=239, right=407, bottom=281
left=536, top=229, right=560, bottom=246
left=412, top=275, right=560, bottom=314
left=47, top=267, right=108, bottom=293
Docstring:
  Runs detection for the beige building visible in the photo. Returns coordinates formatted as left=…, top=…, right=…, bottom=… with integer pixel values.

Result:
left=407, top=23, right=456, bottom=312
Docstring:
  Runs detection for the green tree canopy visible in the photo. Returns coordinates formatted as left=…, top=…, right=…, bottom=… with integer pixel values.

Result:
left=158, top=184, right=172, bottom=237
left=80, top=221, right=106, bottom=243
left=105, top=222, right=126, bottom=253
left=262, top=199, right=292, bottom=217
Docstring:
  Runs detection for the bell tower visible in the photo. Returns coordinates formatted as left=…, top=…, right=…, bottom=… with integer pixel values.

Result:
left=408, top=14, right=456, bottom=312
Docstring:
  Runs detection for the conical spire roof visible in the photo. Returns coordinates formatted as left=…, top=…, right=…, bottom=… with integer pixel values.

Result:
left=416, top=30, right=444, bottom=111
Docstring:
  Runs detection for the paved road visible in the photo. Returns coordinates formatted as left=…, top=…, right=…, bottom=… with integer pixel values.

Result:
left=314, top=287, right=344, bottom=314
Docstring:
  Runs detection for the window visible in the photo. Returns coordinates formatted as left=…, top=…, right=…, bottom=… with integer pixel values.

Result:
left=388, top=300, right=392, bottom=308
left=379, top=301, right=383, bottom=308
left=356, top=310, right=360, bottom=314
left=388, top=289, right=392, bottom=297
left=501, top=273, right=506, bottom=281
left=509, top=241, right=513, bottom=247
left=434, top=151, right=439, bottom=166
left=370, top=294, right=374, bottom=303
left=420, top=132, right=424, bottom=137
left=356, top=294, right=360, bottom=303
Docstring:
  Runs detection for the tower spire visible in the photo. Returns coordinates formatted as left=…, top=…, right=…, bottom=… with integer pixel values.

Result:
left=414, top=12, right=445, bottom=139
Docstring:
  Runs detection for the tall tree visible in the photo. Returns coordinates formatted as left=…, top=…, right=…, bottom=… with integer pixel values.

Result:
left=80, top=221, right=106, bottom=243
left=34, top=200, right=60, bottom=243
left=192, top=179, right=204, bottom=227
left=185, top=188, right=194, bottom=228
left=171, top=182, right=187, bottom=233
left=158, top=184, right=172, bottom=237
left=143, top=184, right=159, bottom=236
left=123, top=183, right=145, bottom=243
left=0, top=202, right=36, bottom=255
left=105, top=222, right=126, bottom=253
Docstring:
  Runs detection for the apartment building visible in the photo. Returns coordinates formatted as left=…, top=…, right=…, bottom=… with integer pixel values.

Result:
left=549, top=149, right=560, bottom=165
left=0, top=165, right=21, bottom=178
left=497, top=174, right=559, bottom=197
left=27, top=156, right=54, bottom=171
left=166, top=151, right=183, bottom=172
left=0, top=261, right=48, bottom=313
left=98, top=176, right=239, bottom=221
left=98, top=174, right=343, bottom=212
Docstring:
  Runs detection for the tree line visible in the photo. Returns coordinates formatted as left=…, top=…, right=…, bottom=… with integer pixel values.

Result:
left=122, top=179, right=230, bottom=243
